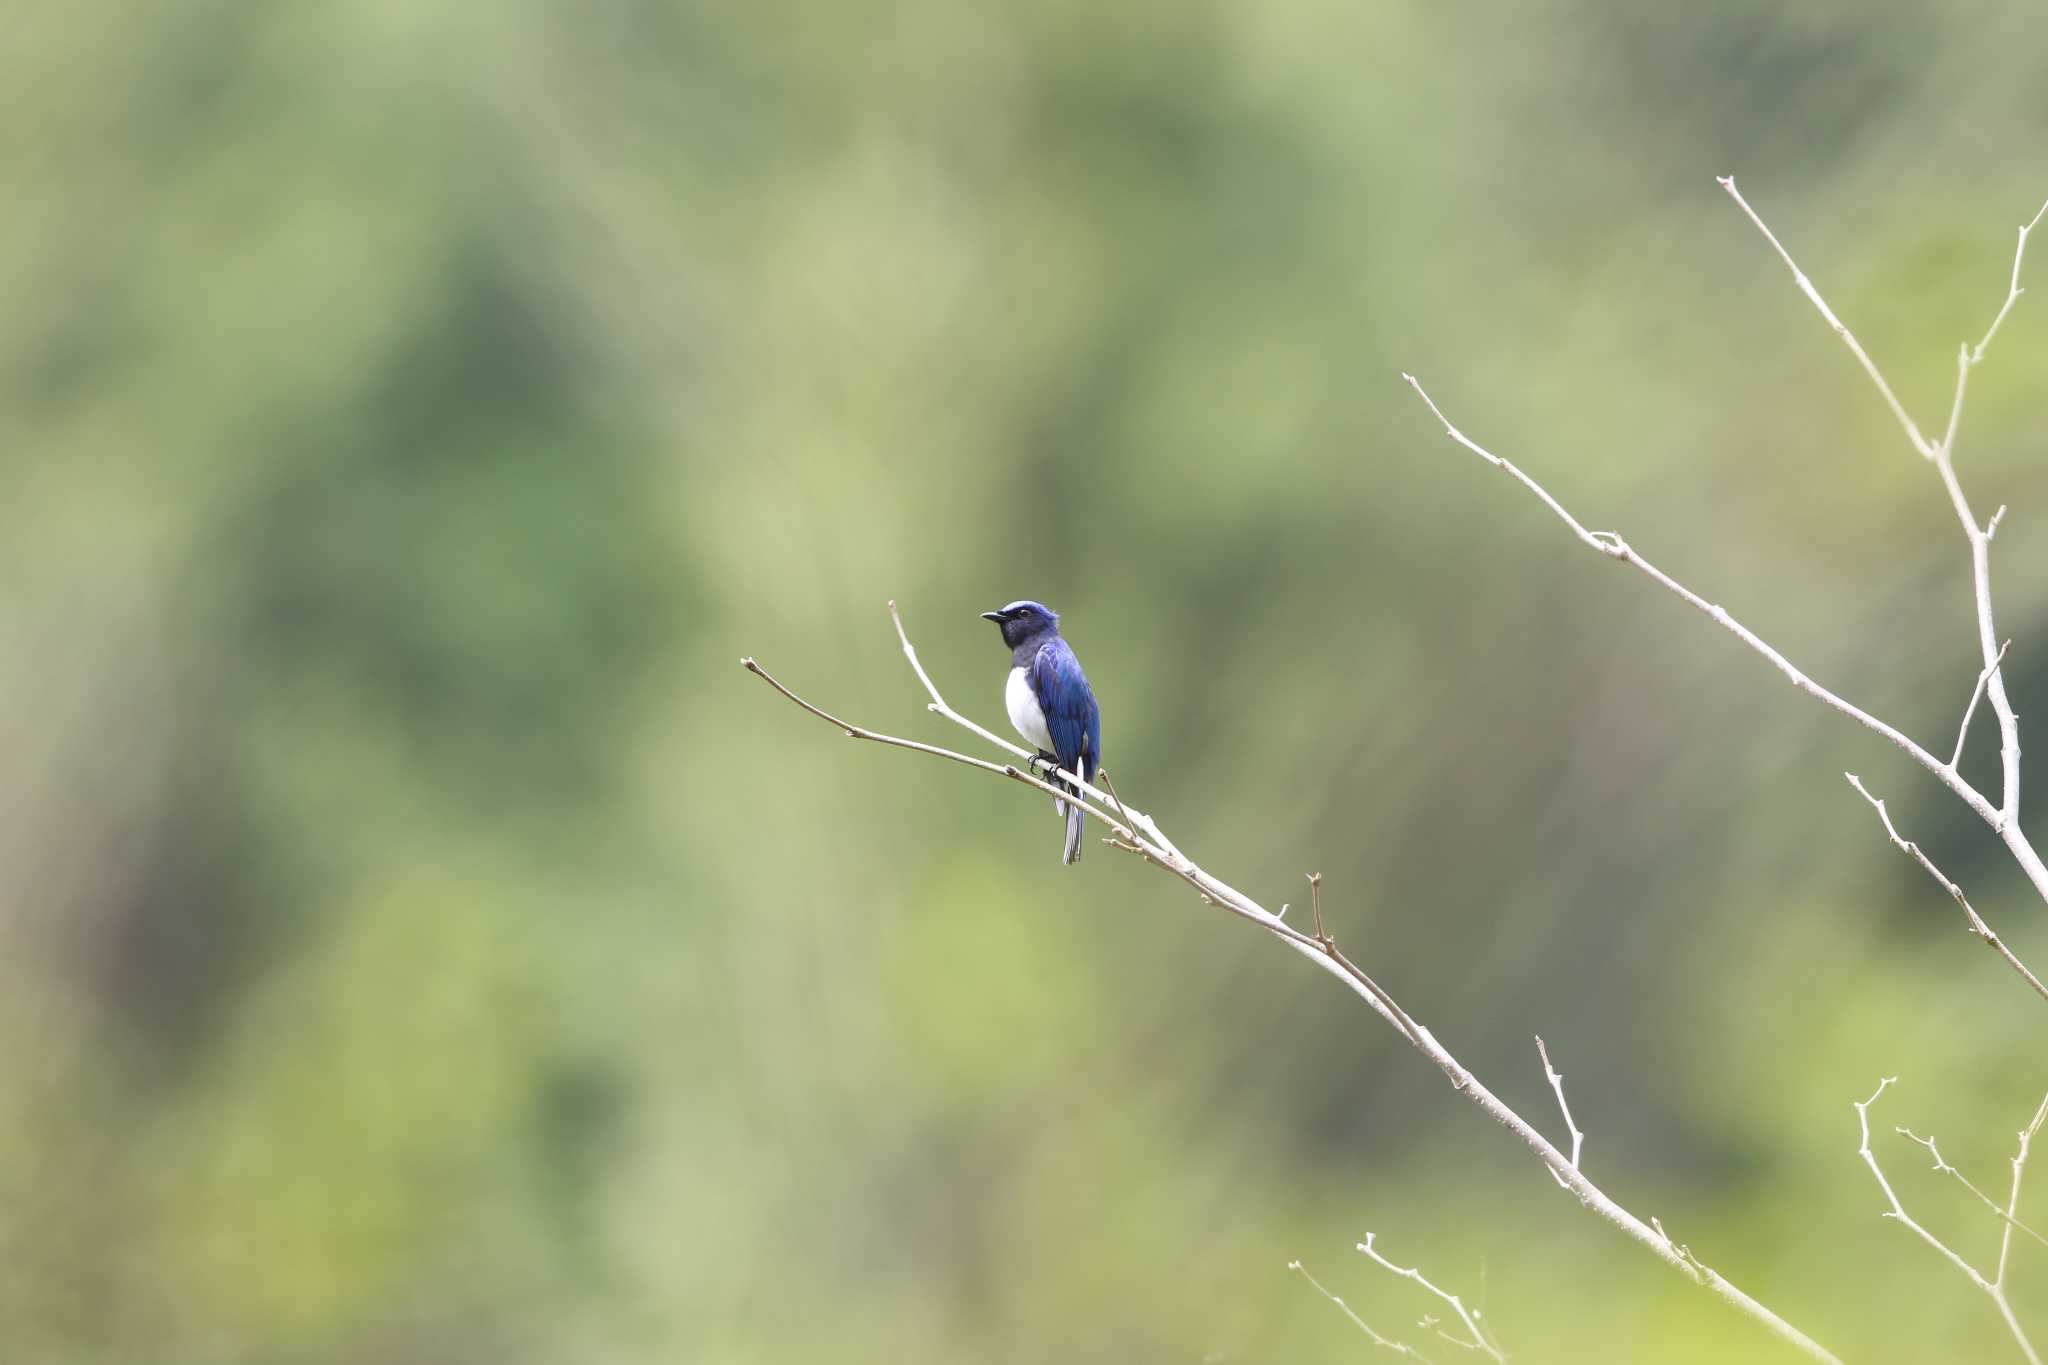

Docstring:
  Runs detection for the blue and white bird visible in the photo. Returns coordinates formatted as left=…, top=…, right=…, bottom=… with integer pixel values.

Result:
left=981, top=601, right=1102, bottom=864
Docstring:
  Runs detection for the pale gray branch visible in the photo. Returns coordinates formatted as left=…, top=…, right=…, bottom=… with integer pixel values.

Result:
left=1716, top=175, right=1933, bottom=459
left=745, top=606, right=1843, bottom=1365
left=1408, top=178, right=2048, bottom=918
left=1955, top=640, right=2014, bottom=769
left=1896, top=1127, right=2048, bottom=1250
left=1715, top=178, right=2048, bottom=893
left=1844, top=773, right=2048, bottom=1004
left=1856, top=1078, right=2042, bottom=1364
left=1357, top=1233, right=1506, bottom=1362
left=1973, top=196, right=2048, bottom=363
left=1999, top=1092, right=2048, bottom=1287
left=1403, top=373, right=2001, bottom=830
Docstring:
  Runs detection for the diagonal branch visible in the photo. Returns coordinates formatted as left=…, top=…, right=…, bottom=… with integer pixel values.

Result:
left=1896, top=1126, right=2048, bottom=1250
left=1402, top=373, right=2003, bottom=834
left=1972, top=195, right=2048, bottom=364
left=1954, top=640, right=2014, bottom=770
left=1716, top=176, right=1933, bottom=459
left=1844, top=773, right=2048, bottom=1004
left=745, top=605, right=1843, bottom=1364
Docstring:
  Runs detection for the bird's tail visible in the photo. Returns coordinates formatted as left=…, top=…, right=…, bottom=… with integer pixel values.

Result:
left=1060, top=766, right=1085, bottom=865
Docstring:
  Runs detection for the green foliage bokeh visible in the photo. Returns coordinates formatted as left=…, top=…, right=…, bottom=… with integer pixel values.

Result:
left=6, top=3, right=2048, bottom=1361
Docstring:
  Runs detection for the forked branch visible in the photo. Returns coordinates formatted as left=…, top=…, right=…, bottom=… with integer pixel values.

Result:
left=1357, top=1232, right=1508, bottom=1362
left=1404, top=179, right=2048, bottom=1004
left=1856, top=1079, right=2046, bottom=1364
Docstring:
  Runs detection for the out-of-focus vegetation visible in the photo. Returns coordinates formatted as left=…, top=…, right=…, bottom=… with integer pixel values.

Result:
left=6, top=2, right=2048, bottom=1361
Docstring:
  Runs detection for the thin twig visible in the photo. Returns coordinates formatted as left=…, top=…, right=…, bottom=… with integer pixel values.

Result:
left=1953, top=640, right=2014, bottom=769
left=1973, top=196, right=2048, bottom=363
left=745, top=608, right=1843, bottom=1364
left=1999, top=1092, right=2048, bottom=1288
left=1714, top=181, right=2045, bottom=870
left=1309, top=871, right=1329, bottom=946
left=1844, top=773, right=2048, bottom=1002
left=1896, top=1127, right=2048, bottom=1249
left=1716, top=176, right=1933, bottom=459
left=1855, top=1079, right=2043, bottom=1365
left=1404, top=373, right=2003, bottom=833
left=1098, top=767, right=1140, bottom=848
left=1534, top=1036, right=1585, bottom=1189
left=1358, top=1233, right=1506, bottom=1362
left=1291, top=1260, right=1439, bottom=1362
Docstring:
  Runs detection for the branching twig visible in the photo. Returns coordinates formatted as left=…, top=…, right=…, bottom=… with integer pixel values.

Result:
left=1534, top=1035, right=1585, bottom=1189
left=1896, top=1127, right=2048, bottom=1250
left=1972, top=196, right=2048, bottom=363
left=1844, top=773, right=2048, bottom=1003
left=1717, top=178, right=2042, bottom=867
left=1292, top=1260, right=1439, bottom=1362
left=1999, top=1092, right=2048, bottom=1289
left=1856, top=1079, right=2043, bottom=1364
left=1716, top=176, right=1933, bottom=460
left=745, top=606, right=1843, bottom=1364
left=1403, top=372, right=1997, bottom=827
left=1357, top=1233, right=1506, bottom=1362
left=1954, top=640, right=2014, bottom=769
left=1405, top=179, right=2048, bottom=931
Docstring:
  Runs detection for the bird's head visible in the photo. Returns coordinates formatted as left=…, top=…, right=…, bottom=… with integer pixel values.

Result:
left=980, top=600, right=1060, bottom=650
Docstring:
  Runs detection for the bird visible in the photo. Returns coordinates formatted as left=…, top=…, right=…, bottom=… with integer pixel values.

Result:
left=980, top=601, right=1102, bottom=864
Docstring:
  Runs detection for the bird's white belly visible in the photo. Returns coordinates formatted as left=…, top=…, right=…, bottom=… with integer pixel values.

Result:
left=1006, top=667, right=1054, bottom=751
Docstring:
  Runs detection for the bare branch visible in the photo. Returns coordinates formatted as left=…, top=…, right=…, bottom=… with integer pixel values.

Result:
left=745, top=607, right=1844, bottom=1364
left=1713, top=181, right=2048, bottom=883
left=1927, top=388, right=2024, bottom=829
left=1358, top=1234, right=1506, bottom=1362
left=1534, top=1036, right=1585, bottom=1190
left=1291, top=1260, right=1439, bottom=1362
left=1896, top=1127, right=2048, bottom=1250
left=1844, top=773, right=2048, bottom=1004
left=1716, top=176, right=1933, bottom=459
left=1999, top=1092, right=2048, bottom=1287
left=1855, top=1081, right=1989, bottom=1285
left=1402, top=374, right=2004, bottom=832
left=1973, top=195, right=2048, bottom=363
left=1855, top=1079, right=2042, bottom=1364
left=1953, top=640, right=2013, bottom=769
left=1409, top=183, right=2048, bottom=910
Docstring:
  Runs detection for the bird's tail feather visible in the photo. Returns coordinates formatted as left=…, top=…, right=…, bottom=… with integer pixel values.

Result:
left=1059, top=760, right=1087, bottom=864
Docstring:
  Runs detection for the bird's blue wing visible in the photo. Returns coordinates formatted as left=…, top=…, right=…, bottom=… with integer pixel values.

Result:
left=1029, top=639, right=1101, bottom=779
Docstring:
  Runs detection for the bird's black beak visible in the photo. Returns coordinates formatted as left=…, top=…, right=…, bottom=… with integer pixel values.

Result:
left=979, top=610, right=1005, bottom=622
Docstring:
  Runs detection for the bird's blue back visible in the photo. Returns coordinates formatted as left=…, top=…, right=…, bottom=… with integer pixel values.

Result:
left=1024, top=635, right=1101, bottom=779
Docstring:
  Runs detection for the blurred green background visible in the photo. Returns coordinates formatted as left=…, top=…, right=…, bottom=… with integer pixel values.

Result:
left=7, top=2, right=2048, bottom=1361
